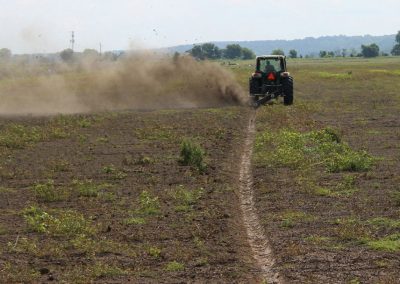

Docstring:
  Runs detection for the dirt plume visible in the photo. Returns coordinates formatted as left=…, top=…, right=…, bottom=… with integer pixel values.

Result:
left=0, top=54, right=247, bottom=115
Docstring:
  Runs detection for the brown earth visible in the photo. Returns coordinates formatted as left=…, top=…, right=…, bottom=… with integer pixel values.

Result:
left=0, top=107, right=264, bottom=283
left=252, top=63, right=400, bottom=283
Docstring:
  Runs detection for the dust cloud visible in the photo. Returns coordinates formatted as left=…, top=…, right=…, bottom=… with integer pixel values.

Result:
left=0, top=53, right=247, bottom=115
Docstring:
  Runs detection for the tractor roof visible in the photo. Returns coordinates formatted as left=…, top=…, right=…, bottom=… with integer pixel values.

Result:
left=257, top=55, right=286, bottom=59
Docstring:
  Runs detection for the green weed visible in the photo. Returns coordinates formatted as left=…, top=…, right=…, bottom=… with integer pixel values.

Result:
left=73, top=179, right=101, bottom=197
left=367, top=234, right=400, bottom=252
left=147, top=247, right=162, bottom=258
left=123, top=217, right=146, bottom=225
left=255, top=128, right=374, bottom=172
left=22, top=206, right=94, bottom=237
left=138, top=190, right=160, bottom=215
left=165, top=261, right=184, bottom=272
left=179, top=139, right=206, bottom=173
left=171, top=185, right=203, bottom=212
left=33, top=180, right=65, bottom=202
left=0, top=124, right=42, bottom=149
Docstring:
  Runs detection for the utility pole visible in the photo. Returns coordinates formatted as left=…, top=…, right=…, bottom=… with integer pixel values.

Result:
left=99, top=43, right=102, bottom=56
left=70, top=31, right=75, bottom=51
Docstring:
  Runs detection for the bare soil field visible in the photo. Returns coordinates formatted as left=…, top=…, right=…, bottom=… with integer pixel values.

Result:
left=250, top=58, right=400, bottom=283
left=0, top=57, right=399, bottom=283
left=0, top=107, right=261, bottom=283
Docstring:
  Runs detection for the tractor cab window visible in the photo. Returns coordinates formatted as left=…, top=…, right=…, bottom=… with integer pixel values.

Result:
left=258, top=58, right=283, bottom=73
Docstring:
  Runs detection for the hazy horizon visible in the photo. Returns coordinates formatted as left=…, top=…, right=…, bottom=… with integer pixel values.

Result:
left=1, top=0, right=399, bottom=54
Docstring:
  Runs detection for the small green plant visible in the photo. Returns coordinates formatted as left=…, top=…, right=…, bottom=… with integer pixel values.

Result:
left=136, top=156, right=154, bottom=166
left=138, top=190, right=160, bottom=215
left=390, top=190, right=400, bottom=206
left=172, top=186, right=203, bottom=212
left=179, top=139, right=206, bottom=172
left=51, top=160, right=70, bottom=172
left=77, top=118, right=91, bottom=128
left=280, top=211, right=314, bottom=228
left=90, top=262, right=126, bottom=278
left=0, top=124, right=42, bottom=149
left=73, top=180, right=101, bottom=197
left=33, top=180, right=64, bottom=202
left=367, top=234, right=400, bottom=252
left=165, top=261, right=184, bottom=272
left=123, top=217, right=146, bottom=225
left=147, top=247, right=162, bottom=258
left=7, top=237, right=38, bottom=254
left=22, top=206, right=94, bottom=237
left=102, top=165, right=116, bottom=174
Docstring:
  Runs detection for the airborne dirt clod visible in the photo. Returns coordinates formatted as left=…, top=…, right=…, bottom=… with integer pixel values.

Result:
left=239, top=111, right=282, bottom=283
left=0, top=55, right=247, bottom=115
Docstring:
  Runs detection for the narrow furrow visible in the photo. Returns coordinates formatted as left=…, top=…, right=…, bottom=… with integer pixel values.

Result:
left=238, top=111, right=282, bottom=283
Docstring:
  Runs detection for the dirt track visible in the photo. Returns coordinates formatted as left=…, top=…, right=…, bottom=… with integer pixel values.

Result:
left=238, top=110, right=281, bottom=283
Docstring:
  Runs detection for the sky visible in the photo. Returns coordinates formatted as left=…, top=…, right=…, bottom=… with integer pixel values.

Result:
left=1, top=0, right=399, bottom=54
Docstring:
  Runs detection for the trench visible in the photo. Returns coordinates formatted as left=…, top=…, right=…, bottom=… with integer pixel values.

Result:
left=238, top=110, right=282, bottom=283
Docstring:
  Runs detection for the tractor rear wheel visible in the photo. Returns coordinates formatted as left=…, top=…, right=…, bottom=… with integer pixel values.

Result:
left=283, top=76, right=294, bottom=106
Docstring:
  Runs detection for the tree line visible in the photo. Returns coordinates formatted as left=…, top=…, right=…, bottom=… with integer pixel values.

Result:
left=1, top=31, right=400, bottom=62
left=188, top=43, right=256, bottom=60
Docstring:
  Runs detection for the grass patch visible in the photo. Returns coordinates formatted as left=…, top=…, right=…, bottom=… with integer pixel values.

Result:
left=179, top=139, right=207, bottom=173
left=0, top=124, right=42, bottom=149
left=72, top=179, right=109, bottom=198
left=123, top=217, right=146, bottom=225
left=171, top=185, right=203, bottom=212
left=280, top=211, right=315, bottom=228
left=33, top=180, right=66, bottom=202
left=165, top=261, right=184, bottom=272
left=314, top=71, right=352, bottom=80
left=22, top=206, right=94, bottom=237
left=137, top=190, right=160, bottom=216
left=255, top=128, right=374, bottom=172
left=147, top=247, right=162, bottom=258
left=102, top=165, right=127, bottom=180
left=367, top=234, right=400, bottom=252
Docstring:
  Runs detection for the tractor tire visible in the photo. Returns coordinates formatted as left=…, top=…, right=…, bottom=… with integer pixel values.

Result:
left=249, top=78, right=259, bottom=95
left=283, top=76, right=294, bottom=106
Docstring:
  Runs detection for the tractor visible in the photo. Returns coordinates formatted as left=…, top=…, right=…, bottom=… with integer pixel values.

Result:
left=249, top=55, right=293, bottom=107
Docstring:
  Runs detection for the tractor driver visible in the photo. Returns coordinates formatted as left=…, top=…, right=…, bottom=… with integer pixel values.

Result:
left=264, top=60, right=276, bottom=73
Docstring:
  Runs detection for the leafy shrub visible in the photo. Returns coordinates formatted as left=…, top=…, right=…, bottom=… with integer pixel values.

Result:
left=179, top=139, right=206, bottom=172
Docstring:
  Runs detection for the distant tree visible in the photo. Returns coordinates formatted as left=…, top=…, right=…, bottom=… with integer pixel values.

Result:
left=341, top=49, right=347, bottom=57
left=289, top=49, right=297, bottom=59
left=242, top=47, right=256, bottom=60
left=189, top=45, right=204, bottom=60
left=60, top=48, right=74, bottom=62
left=224, top=44, right=242, bottom=59
left=83, top=48, right=99, bottom=57
left=319, top=51, right=327, bottom=58
left=201, top=43, right=221, bottom=59
left=0, top=48, right=12, bottom=60
left=271, top=49, right=285, bottom=56
left=361, top=43, right=380, bottom=58
left=391, top=31, right=400, bottom=56
left=392, top=44, right=400, bottom=56
left=189, top=43, right=221, bottom=60
left=173, top=51, right=180, bottom=63
left=327, top=51, right=335, bottom=57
